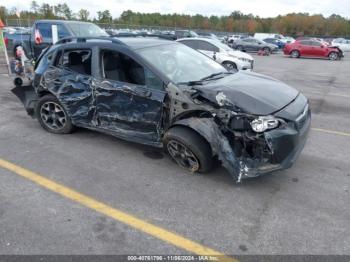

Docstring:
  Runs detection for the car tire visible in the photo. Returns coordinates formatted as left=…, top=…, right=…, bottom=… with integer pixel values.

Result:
left=36, top=94, right=75, bottom=134
left=328, top=52, right=339, bottom=61
left=222, top=61, right=237, bottom=71
left=263, top=47, right=271, bottom=54
left=164, top=126, right=213, bottom=173
left=290, top=50, right=300, bottom=58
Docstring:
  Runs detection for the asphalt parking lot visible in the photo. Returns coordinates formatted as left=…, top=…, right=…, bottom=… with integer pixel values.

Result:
left=0, top=53, right=349, bottom=257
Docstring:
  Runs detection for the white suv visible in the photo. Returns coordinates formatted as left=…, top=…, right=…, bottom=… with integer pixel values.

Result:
left=177, top=37, right=254, bottom=71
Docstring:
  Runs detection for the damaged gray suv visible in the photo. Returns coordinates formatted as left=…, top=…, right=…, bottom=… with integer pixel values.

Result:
left=13, top=37, right=311, bottom=182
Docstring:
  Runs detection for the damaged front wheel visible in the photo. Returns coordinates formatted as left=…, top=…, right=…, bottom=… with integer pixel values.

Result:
left=36, top=94, right=75, bottom=134
left=164, top=126, right=213, bottom=173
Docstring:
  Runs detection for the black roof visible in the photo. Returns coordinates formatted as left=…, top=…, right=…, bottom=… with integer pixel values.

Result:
left=36, top=19, right=94, bottom=25
left=54, top=36, right=174, bottom=50
left=116, top=37, right=174, bottom=49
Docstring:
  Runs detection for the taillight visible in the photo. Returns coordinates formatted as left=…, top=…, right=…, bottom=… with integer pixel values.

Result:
left=4, top=36, right=8, bottom=47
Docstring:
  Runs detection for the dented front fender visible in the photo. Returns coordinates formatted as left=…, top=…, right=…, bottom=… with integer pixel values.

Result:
left=173, top=117, right=242, bottom=181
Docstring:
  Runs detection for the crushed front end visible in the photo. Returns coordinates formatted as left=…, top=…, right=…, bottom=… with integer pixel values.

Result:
left=220, top=93, right=311, bottom=182
left=176, top=88, right=311, bottom=182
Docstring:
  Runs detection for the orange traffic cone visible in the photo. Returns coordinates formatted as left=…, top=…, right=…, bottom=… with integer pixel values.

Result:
left=0, top=19, right=5, bottom=28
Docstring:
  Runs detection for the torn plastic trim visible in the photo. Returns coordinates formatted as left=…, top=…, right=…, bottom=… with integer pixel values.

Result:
left=11, top=85, right=39, bottom=117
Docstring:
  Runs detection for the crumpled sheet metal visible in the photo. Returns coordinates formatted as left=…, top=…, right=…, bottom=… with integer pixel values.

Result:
left=41, top=68, right=165, bottom=146
left=42, top=68, right=95, bottom=126
left=174, top=117, right=243, bottom=181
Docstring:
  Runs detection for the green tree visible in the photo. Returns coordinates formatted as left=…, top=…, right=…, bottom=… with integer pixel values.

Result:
left=78, top=9, right=89, bottom=21
left=30, top=1, right=39, bottom=13
left=39, top=3, right=55, bottom=19
left=97, top=10, right=112, bottom=24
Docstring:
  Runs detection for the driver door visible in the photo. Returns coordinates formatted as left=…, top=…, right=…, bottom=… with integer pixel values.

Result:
left=94, top=48, right=167, bottom=145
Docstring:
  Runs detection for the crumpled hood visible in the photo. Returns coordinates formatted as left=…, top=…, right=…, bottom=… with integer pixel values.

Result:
left=196, top=71, right=299, bottom=115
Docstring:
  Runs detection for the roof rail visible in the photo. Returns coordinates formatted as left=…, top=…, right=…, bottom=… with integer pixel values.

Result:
left=111, top=33, right=176, bottom=41
left=55, top=36, right=126, bottom=45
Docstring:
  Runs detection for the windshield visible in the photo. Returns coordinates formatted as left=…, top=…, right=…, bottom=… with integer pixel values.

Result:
left=137, top=43, right=226, bottom=84
left=68, top=23, right=108, bottom=37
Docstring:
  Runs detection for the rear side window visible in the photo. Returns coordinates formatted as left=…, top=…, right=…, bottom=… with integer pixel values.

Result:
left=180, top=40, right=198, bottom=49
left=300, top=40, right=311, bottom=46
left=36, top=23, right=52, bottom=39
left=197, top=41, right=219, bottom=52
left=310, top=41, right=321, bottom=46
left=54, top=49, right=92, bottom=75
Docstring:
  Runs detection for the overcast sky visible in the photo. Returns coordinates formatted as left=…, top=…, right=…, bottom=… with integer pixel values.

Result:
left=3, top=0, right=350, bottom=19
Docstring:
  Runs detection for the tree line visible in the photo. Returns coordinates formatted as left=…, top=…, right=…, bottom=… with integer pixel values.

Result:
left=1, top=1, right=350, bottom=37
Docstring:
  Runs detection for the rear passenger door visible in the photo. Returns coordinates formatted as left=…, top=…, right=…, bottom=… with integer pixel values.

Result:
left=94, top=48, right=167, bottom=145
left=299, top=40, right=312, bottom=56
left=242, top=39, right=254, bottom=51
left=42, top=48, right=94, bottom=126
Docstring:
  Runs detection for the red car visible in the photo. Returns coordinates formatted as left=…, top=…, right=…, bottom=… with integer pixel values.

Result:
left=284, top=39, right=343, bottom=60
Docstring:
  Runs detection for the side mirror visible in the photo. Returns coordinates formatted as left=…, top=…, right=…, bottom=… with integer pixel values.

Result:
left=321, top=45, right=324, bottom=48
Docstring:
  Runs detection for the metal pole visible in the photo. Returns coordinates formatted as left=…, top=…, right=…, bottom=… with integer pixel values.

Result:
left=0, top=29, right=11, bottom=75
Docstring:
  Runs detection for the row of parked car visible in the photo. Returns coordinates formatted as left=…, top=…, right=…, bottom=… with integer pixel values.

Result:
left=3, top=21, right=255, bottom=73
left=3, top=20, right=348, bottom=71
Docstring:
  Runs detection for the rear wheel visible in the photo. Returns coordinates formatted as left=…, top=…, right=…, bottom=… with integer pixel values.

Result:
left=164, top=126, right=213, bottom=173
left=328, top=52, right=339, bottom=60
left=290, top=50, right=300, bottom=58
left=222, top=61, right=237, bottom=71
left=36, top=94, right=75, bottom=134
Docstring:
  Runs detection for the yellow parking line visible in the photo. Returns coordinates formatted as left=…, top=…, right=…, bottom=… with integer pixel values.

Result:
left=312, top=128, right=350, bottom=137
left=0, top=158, right=237, bottom=262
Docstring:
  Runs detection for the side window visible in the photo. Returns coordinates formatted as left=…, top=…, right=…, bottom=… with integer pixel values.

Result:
left=180, top=40, right=198, bottom=49
left=300, top=40, right=310, bottom=46
left=311, top=41, right=321, bottom=46
left=176, top=31, right=184, bottom=38
left=197, top=41, right=219, bottom=52
left=54, top=49, right=92, bottom=75
left=57, top=24, right=70, bottom=39
left=36, top=23, right=52, bottom=39
left=101, top=50, right=164, bottom=91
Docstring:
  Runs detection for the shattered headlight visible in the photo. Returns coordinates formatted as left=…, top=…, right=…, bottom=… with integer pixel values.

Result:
left=250, top=116, right=279, bottom=133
